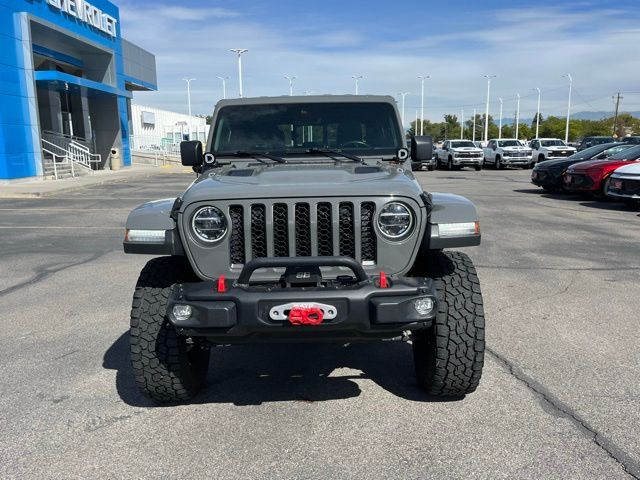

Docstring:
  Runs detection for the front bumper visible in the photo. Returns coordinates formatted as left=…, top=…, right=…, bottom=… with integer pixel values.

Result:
left=502, top=156, right=532, bottom=165
left=412, top=158, right=436, bottom=169
left=531, top=169, right=562, bottom=188
left=452, top=157, right=483, bottom=166
left=563, top=173, right=596, bottom=191
left=607, top=177, right=640, bottom=200
left=166, top=256, right=437, bottom=342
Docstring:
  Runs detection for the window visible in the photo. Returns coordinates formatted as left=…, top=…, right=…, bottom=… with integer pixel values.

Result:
left=212, top=102, right=402, bottom=156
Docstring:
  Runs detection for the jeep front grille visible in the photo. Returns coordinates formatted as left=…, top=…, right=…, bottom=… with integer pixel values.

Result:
left=228, top=201, right=377, bottom=266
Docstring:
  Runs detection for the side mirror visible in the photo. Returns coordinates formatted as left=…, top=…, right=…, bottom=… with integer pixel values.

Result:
left=411, top=136, right=433, bottom=162
left=180, top=141, right=204, bottom=167
left=492, top=145, right=497, bottom=151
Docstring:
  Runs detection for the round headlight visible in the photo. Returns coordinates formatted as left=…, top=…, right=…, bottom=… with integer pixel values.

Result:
left=377, top=202, right=414, bottom=240
left=192, top=206, right=227, bottom=243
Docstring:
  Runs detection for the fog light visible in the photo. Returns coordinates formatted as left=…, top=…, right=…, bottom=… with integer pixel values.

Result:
left=414, top=298, right=434, bottom=315
left=172, top=305, right=192, bottom=321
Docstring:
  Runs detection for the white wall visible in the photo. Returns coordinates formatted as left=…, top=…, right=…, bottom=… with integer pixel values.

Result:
left=130, top=103, right=209, bottom=144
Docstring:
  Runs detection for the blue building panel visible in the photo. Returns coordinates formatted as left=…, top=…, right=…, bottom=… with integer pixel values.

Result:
left=0, top=0, right=157, bottom=180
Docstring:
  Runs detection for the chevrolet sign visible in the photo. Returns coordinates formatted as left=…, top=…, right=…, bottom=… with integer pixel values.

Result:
left=46, top=0, right=118, bottom=38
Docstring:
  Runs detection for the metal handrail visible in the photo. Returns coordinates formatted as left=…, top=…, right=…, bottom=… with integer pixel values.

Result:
left=42, top=147, right=74, bottom=180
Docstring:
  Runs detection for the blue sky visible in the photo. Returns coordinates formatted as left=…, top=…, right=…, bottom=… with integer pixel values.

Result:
left=119, top=0, right=640, bottom=123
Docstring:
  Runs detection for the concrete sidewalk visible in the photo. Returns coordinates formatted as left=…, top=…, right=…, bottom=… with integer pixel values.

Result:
left=0, top=165, right=193, bottom=198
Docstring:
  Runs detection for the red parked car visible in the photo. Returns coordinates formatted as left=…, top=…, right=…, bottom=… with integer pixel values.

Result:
left=563, top=145, right=640, bottom=195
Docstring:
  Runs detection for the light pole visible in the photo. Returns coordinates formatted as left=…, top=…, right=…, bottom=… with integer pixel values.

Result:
left=230, top=48, right=248, bottom=97
left=498, top=97, right=503, bottom=139
left=515, top=93, right=521, bottom=140
left=472, top=108, right=476, bottom=142
left=284, top=75, right=296, bottom=96
left=216, top=76, right=228, bottom=99
left=182, top=78, right=196, bottom=140
left=418, top=75, right=429, bottom=135
left=460, top=108, right=464, bottom=139
left=533, top=88, right=541, bottom=138
left=563, top=73, right=573, bottom=143
left=483, top=75, right=496, bottom=142
left=398, top=92, right=410, bottom=130
left=352, top=75, right=363, bottom=95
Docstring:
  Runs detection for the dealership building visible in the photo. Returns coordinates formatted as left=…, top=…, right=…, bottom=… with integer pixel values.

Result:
left=0, top=0, right=157, bottom=181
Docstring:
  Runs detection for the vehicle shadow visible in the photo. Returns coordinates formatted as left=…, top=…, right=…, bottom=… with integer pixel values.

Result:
left=513, top=188, right=639, bottom=211
left=103, top=332, right=461, bottom=407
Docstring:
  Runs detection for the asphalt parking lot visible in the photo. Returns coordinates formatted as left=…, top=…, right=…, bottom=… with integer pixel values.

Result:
left=1, top=167, right=639, bottom=479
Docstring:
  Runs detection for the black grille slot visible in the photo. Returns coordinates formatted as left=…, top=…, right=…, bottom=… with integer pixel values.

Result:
left=273, top=203, right=289, bottom=257
left=251, top=205, right=267, bottom=258
left=295, top=203, right=311, bottom=256
left=229, top=205, right=245, bottom=265
left=317, top=203, right=333, bottom=256
left=339, top=202, right=355, bottom=258
left=360, top=202, right=376, bottom=262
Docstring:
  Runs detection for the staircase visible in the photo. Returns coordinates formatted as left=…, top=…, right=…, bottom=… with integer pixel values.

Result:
left=41, top=138, right=102, bottom=180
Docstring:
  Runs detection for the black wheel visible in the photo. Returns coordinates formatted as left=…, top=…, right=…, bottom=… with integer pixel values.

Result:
left=447, top=157, right=453, bottom=171
left=475, top=165, right=482, bottom=171
left=130, top=257, right=211, bottom=403
left=427, top=165, right=435, bottom=171
left=412, top=251, right=485, bottom=397
left=495, top=156, right=502, bottom=169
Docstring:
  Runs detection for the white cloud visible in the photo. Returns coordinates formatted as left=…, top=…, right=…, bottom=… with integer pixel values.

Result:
left=119, top=3, right=640, bottom=122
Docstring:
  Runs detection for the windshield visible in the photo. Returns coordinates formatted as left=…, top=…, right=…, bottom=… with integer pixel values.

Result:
left=212, top=102, right=402, bottom=156
left=541, top=140, right=566, bottom=147
left=567, top=143, right=616, bottom=160
left=450, top=141, right=476, bottom=148
left=498, top=140, right=522, bottom=147
left=607, top=144, right=640, bottom=160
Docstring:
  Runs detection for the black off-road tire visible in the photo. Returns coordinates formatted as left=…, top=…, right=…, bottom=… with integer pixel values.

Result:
left=130, top=256, right=211, bottom=403
left=475, top=165, right=482, bottom=171
left=495, top=156, right=502, bottom=169
left=427, top=165, right=435, bottom=171
left=412, top=251, right=485, bottom=397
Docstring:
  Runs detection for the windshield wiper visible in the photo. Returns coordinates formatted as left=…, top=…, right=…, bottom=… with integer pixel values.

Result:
left=234, top=151, right=287, bottom=164
left=306, top=148, right=363, bottom=163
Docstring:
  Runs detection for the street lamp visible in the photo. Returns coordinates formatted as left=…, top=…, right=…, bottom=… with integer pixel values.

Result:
left=533, top=87, right=541, bottom=139
left=472, top=108, right=476, bottom=142
left=563, top=73, right=573, bottom=143
left=498, top=97, right=503, bottom=139
left=182, top=78, right=196, bottom=140
left=284, top=75, right=296, bottom=96
left=216, top=76, right=228, bottom=99
left=515, top=93, right=521, bottom=140
left=352, top=75, right=363, bottom=95
left=398, top=92, right=410, bottom=130
left=230, top=48, right=248, bottom=97
left=460, top=108, right=464, bottom=139
left=418, top=75, right=430, bottom=136
left=483, top=75, right=496, bottom=142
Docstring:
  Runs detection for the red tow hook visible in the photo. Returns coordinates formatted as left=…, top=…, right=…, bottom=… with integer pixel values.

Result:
left=379, top=271, right=389, bottom=288
left=288, top=307, right=324, bottom=326
left=217, top=275, right=227, bottom=293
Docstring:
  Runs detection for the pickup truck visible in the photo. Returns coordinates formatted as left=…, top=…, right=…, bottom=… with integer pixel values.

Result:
left=483, top=139, right=533, bottom=169
left=529, top=138, right=576, bottom=163
left=435, top=140, right=484, bottom=171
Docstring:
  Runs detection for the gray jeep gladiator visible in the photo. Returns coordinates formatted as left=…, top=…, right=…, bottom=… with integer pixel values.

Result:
left=124, top=95, right=485, bottom=403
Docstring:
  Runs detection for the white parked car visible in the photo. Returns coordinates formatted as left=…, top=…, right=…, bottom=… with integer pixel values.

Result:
left=530, top=138, right=576, bottom=164
left=483, top=139, right=533, bottom=169
left=435, top=140, right=484, bottom=170
left=606, top=162, right=640, bottom=206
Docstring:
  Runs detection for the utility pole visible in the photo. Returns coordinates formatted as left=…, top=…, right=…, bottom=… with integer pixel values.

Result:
left=498, top=97, right=503, bottom=139
left=398, top=92, right=410, bottom=130
left=216, top=76, right=228, bottom=99
left=418, top=75, right=429, bottom=136
left=415, top=110, right=418, bottom=135
left=352, top=75, right=363, bottom=95
left=612, top=91, right=623, bottom=137
left=284, top=75, right=296, bottom=96
left=230, top=49, right=248, bottom=97
left=515, top=93, right=521, bottom=140
left=182, top=78, right=196, bottom=140
left=472, top=108, right=476, bottom=142
left=563, top=73, right=572, bottom=143
left=484, top=75, right=496, bottom=142
left=460, top=108, right=464, bottom=139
